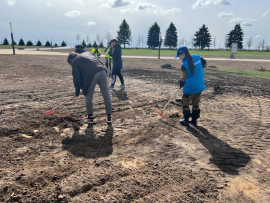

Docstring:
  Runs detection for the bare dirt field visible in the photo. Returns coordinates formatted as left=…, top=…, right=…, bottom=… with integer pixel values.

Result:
left=0, top=55, right=270, bottom=202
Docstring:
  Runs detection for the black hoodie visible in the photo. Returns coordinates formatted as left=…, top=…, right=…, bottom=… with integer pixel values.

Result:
left=112, top=44, right=122, bottom=69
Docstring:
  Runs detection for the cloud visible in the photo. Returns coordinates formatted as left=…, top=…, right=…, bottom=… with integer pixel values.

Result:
left=74, top=0, right=84, bottom=5
left=87, top=21, right=96, bottom=26
left=262, top=10, right=270, bottom=17
left=100, top=0, right=133, bottom=9
left=120, top=8, right=135, bottom=13
left=192, top=0, right=231, bottom=10
left=121, top=3, right=181, bottom=15
left=255, top=35, right=261, bottom=39
left=65, top=10, right=81, bottom=17
left=137, top=2, right=157, bottom=10
left=7, top=0, right=16, bottom=6
left=47, top=2, right=52, bottom=6
left=217, top=12, right=233, bottom=18
left=228, top=17, right=257, bottom=26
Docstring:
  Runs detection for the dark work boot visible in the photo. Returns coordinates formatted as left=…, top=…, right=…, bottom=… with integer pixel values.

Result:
left=180, top=109, right=190, bottom=126
left=179, top=118, right=189, bottom=126
left=191, top=109, right=200, bottom=126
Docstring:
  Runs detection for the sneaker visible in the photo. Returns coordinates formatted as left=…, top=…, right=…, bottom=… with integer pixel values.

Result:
left=80, top=117, right=94, bottom=124
left=107, top=115, right=112, bottom=123
left=179, top=118, right=189, bottom=126
left=109, top=85, right=114, bottom=90
left=119, top=84, right=125, bottom=88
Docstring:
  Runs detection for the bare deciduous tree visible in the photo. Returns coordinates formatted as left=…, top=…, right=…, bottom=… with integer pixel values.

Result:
left=212, top=36, right=217, bottom=49
left=96, top=34, right=101, bottom=44
left=137, top=34, right=141, bottom=47
left=141, top=35, right=144, bottom=47
left=189, top=37, right=195, bottom=48
left=246, top=37, right=253, bottom=50
left=75, top=33, right=81, bottom=44
left=104, top=31, right=112, bottom=43
left=257, top=41, right=262, bottom=50
left=86, top=35, right=90, bottom=44
left=261, top=38, right=266, bottom=51
left=179, top=38, right=185, bottom=46
left=223, top=34, right=228, bottom=49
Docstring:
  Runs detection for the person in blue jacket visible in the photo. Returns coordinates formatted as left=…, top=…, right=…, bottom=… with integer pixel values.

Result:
left=175, top=46, right=207, bottom=126
left=109, top=38, right=125, bottom=90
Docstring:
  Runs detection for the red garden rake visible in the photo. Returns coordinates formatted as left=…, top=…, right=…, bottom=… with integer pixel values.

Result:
left=156, top=86, right=181, bottom=119
left=45, top=95, right=75, bottom=116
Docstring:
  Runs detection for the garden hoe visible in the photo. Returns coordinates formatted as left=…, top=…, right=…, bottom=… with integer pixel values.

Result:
left=156, top=86, right=181, bottom=119
left=45, top=96, right=75, bottom=116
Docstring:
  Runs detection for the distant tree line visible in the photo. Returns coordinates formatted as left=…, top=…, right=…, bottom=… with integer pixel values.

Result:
left=1, top=38, right=67, bottom=47
left=2, top=21, right=269, bottom=51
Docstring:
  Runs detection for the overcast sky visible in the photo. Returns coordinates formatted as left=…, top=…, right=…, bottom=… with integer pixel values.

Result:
left=1, top=0, right=270, bottom=48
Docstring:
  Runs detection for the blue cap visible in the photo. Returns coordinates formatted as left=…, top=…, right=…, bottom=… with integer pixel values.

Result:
left=174, top=46, right=187, bottom=58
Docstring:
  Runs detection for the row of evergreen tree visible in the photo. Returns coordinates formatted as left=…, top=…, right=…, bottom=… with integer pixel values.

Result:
left=1, top=20, right=245, bottom=50
left=117, top=19, right=244, bottom=50
left=80, top=40, right=105, bottom=48
left=1, top=38, right=67, bottom=47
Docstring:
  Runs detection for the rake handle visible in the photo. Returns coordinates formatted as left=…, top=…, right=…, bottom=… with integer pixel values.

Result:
left=52, top=96, right=74, bottom=110
left=162, top=86, right=181, bottom=111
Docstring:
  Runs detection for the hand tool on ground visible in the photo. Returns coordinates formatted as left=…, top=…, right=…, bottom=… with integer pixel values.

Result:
left=45, top=95, right=75, bottom=116
left=156, top=87, right=181, bottom=119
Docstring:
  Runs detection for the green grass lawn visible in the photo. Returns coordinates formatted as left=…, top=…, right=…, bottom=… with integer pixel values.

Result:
left=215, top=68, right=270, bottom=80
left=120, top=49, right=270, bottom=58
left=1, top=45, right=270, bottom=58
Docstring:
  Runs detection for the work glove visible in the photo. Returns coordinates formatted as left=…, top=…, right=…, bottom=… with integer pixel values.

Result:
left=179, top=80, right=185, bottom=88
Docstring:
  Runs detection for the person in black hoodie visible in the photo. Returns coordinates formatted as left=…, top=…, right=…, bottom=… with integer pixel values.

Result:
left=109, top=38, right=125, bottom=90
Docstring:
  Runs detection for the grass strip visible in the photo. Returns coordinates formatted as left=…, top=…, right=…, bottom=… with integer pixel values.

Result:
left=216, top=68, right=270, bottom=80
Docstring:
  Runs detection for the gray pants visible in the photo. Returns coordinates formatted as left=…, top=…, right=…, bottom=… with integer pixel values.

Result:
left=85, top=70, right=112, bottom=115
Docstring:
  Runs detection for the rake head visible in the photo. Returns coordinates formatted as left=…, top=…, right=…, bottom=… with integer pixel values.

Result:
left=45, top=110, right=55, bottom=116
left=155, top=109, right=168, bottom=119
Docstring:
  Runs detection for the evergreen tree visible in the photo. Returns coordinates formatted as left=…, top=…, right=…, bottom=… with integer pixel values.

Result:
left=164, top=22, right=178, bottom=49
left=45, top=40, right=51, bottom=46
left=87, top=43, right=92, bottom=47
left=99, top=42, right=104, bottom=48
left=117, top=19, right=131, bottom=49
left=13, top=41, right=17, bottom=45
left=227, top=23, right=244, bottom=49
left=82, top=39, right=87, bottom=47
left=3, top=38, right=9, bottom=45
left=93, top=41, right=98, bottom=48
left=194, top=24, right=212, bottom=50
left=19, top=38, right=25, bottom=46
left=61, top=40, right=67, bottom=46
left=36, top=40, right=42, bottom=46
left=26, top=40, right=33, bottom=46
left=54, top=43, right=58, bottom=47
left=147, top=22, right=160, bottom=49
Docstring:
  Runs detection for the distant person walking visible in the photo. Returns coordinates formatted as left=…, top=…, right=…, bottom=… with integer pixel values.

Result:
left=104, top=42, right=113, bottom=74
left=67, top=52, right=112, bottom=123
left=175, top=46, right=207, bottom=126
left=109, top=38, right=125, bottom=90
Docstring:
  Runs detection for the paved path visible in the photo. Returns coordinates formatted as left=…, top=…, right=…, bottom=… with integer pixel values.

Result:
left=1, top=49, right=270, bottom=62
